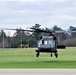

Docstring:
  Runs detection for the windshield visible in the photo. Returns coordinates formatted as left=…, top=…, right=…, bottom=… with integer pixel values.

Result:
left=38, top=40, right=42, bottom=46
left=47, top=40, right=55, bottom=46
left=38, top=40, right=55, bottom=46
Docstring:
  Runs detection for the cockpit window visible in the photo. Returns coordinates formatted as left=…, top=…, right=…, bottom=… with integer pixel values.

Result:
left=47, top=40, right=55, bottom=46
left=44, top=41, right=47, bottom=45
left=38, top=39, right=55, bottom=46
left=38, top=40, right=42, bottom=46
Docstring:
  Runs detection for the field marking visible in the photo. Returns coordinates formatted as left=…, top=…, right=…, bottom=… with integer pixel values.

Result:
left=0, top=69, right=76, bottom=74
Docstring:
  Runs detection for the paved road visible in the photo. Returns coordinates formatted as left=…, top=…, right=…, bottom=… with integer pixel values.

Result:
left=0, top=69, right=76, bottom=75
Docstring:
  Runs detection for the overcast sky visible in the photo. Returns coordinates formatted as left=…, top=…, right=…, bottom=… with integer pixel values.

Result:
left=0, top=0, right=76, bottom=35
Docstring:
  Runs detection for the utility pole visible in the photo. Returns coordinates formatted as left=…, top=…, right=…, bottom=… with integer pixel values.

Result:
left=3, top=31, right=4, bottom=48
left=21, top=30, right=22, bottom=49
left=21, top=35, right=22, bottom=49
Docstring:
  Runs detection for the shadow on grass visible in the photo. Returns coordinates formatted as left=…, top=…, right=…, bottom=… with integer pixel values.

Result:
left=40, top=60, right=76, bottom=63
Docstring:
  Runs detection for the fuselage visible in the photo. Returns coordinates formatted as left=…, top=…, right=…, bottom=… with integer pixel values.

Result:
left=38, top=36, right=57, bottom=52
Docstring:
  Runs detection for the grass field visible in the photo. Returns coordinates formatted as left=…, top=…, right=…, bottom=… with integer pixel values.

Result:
left=0, top=47, right=76, bottom=68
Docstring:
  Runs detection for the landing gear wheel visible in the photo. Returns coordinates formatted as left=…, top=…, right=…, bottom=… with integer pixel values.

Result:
left=36, top=52, right=39, bottom=57
left=55, top=53, right=58, bottom=58
left=50, top=53, right=52, bottom=57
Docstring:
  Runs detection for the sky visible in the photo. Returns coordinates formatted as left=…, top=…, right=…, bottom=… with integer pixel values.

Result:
left=0, top=0, right=76, bottom=35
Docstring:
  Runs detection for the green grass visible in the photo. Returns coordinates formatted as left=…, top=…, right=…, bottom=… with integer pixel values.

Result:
left=0, top=47, right=76, bottom=68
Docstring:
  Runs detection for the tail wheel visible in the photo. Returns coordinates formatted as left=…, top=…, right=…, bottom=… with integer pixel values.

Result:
left=36, top=52, right=39, bottom=57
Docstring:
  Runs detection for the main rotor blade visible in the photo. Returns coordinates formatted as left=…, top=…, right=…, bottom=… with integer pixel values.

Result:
left=0, top=28, right=17, bottom=30
left=30, top=27, right=53, bottom=33
left=0, top=28, right=34, bottom=32
left=0, top=28, right=53, bottom=33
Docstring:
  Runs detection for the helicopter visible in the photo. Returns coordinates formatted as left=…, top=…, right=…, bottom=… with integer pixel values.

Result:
left=30, top=28, right=66, bottom=58
left=0, top=27, right=67, bottom=58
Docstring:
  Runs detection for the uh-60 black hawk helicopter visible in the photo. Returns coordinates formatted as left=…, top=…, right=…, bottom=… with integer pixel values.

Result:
left=30, top=28, right=66, bottom=58
left=1, top=27, right=66, bottom=58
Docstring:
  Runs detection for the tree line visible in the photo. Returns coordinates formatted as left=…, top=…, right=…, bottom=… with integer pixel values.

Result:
left=0, top=24, right=76, bottom=48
